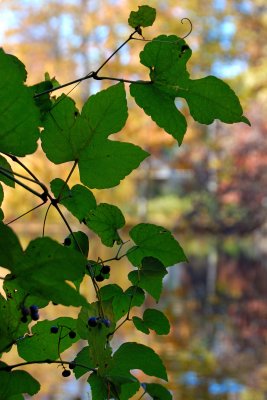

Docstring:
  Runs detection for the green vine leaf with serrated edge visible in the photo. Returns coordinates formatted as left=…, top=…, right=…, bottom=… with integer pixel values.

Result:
left=130, top=35, right=250, bottom=145
left=41, top=83, right=148, bottom=189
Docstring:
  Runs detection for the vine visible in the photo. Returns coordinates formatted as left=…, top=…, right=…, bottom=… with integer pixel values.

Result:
left=0, top=5, right=249, bottom=400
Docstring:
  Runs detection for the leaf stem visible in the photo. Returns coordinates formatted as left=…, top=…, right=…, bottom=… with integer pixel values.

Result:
left=0, top=359, right=96, bottom=373
left=6, top=201, right=46, bottom=225
left=0, top=168, right=47, bottom=200
left=57, top=160, right=78, bottom=202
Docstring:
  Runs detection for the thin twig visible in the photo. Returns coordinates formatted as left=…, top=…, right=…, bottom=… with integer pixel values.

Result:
left=0, top=169, right=46, bottom=200
left=57, top=160, right=78, bottom=202
left=6, top=201, right=46, bottom=225
left=0, top=359, right=96, bottom=373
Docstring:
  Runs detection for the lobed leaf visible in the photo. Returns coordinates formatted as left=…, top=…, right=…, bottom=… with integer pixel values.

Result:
left=73, top=346, right=94, bottom=379
left=127, top=223, right=187, bottom=267
left=85, top=203, right=125, bottom=247
left=42, top=83, right=148, bottom=188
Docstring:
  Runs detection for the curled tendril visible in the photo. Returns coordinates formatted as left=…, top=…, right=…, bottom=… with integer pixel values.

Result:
left=180, top=17, right=193, bottom=39
left=132, top=17, right=193, bottom=44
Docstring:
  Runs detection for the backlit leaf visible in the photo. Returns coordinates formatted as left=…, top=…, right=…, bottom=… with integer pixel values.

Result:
left=0, top=365, right=40, bottom=398
left=128, top=5, right=156, bottom=28
left=127, top=223, right=186, bottom=267
left=85, top=203, right=125, bottom=247
left=0, top=49, right=40, bottom=156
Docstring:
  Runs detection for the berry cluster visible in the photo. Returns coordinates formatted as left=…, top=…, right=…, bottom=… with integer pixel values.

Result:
left=20, top=305, right=39, bottom=323
left=88, top=316, right=111, bottom=328
left=94, top=265, right=110, bottom=282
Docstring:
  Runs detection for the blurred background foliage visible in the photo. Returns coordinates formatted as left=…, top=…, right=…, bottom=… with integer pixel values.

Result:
left=0, top=0, right=267, bottom=399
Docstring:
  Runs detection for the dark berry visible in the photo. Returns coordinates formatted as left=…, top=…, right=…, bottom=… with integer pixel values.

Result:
left=68, top=331, right=76, bottom=339
left=21, top=315, right=28, bottom=323
left=29, top=305, right=38, bottom=313
left=100, top=265, right=110, bottom=274
left=50, top=326, right=59, bottom=334
left=102, top=318, right=111, bottom=328
left=95, top=274, right=104, bottom=282
left=88, top=317, right=98, bottom=327
left=21, top=306, right=30, bottom=316
left=52, top=302, right=58, bottom=305
left=64, top=237, right=71, bottom=246
left=31, top=312, right=39, bottom=321
left=62, top=369, right=71, bottom=377
left=69, top=361, right=76, bottom=369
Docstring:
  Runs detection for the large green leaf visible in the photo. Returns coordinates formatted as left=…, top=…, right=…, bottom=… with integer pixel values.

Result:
left=0, top=49, right=40, bottom=156
left=128, top=5, right=156, bottom=28
left=0, top=223, right=23, bottom=269
left=41, top=83, right=148, bottom=188
left=128, top=257, right=167, bottom=301
left=107, top=342, right=168, bottom=381
left=85, top=203, right=125, bottom=247
left=127, top=223, right=186, bottom=267
left=17, top=318, right=78, bottom=361
left=133, top=309, right=170, bottom=335
left=143, top=383, right=172, bottom=399
left=130, top=34, right=249, bottom=142
left=51, top=178, right=96, bottom=221
left=0, top=364, right=40, bottom=398
left=12, top=237, right=87, bottom=306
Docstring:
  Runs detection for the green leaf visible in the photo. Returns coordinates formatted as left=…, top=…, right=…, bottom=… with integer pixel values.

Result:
left=50, top=178, right=96, bottom=221
left=133, top=309, right=170, bottom=335
left=0, top=49, right=40, bottom=156
left=112, top=286, right=145, bottom=322
left=143, top=383, right=172, bottom=399
left=12, top=237, right=87, bottom=306
left=132, top=316, right=150, bottom=334
left=63, top=231, right=89, bottom=257
left=0, top=292, right=28, bottom=354
left=0, top=223, right=23, bottom=269
left=17, top=318, right=78, bottom=361
left=108, top=342, right=168, bottom=381
left=128, top=257, right=167, bottom=301
left=88, top=373, right=108, bottom=400
left=98, top=284, right=123, bottom=301
left=128, top=5, right=156, bottom=28
left=130, top=84, right=187, bottom=145
left=42, top=83, right=148, bottom=188
left=77, top=303, right=114, bottom=373
left=0, top=155, right=15, bottom=188
left=85, top=203, right=125, bottom=247
left=73, top=346, right=95, bottom=379
left=127, top=223, right=186, bottom=267
left=0, top=366, right=40, bottom=398
left=178, top=76, right=251, bottom=125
